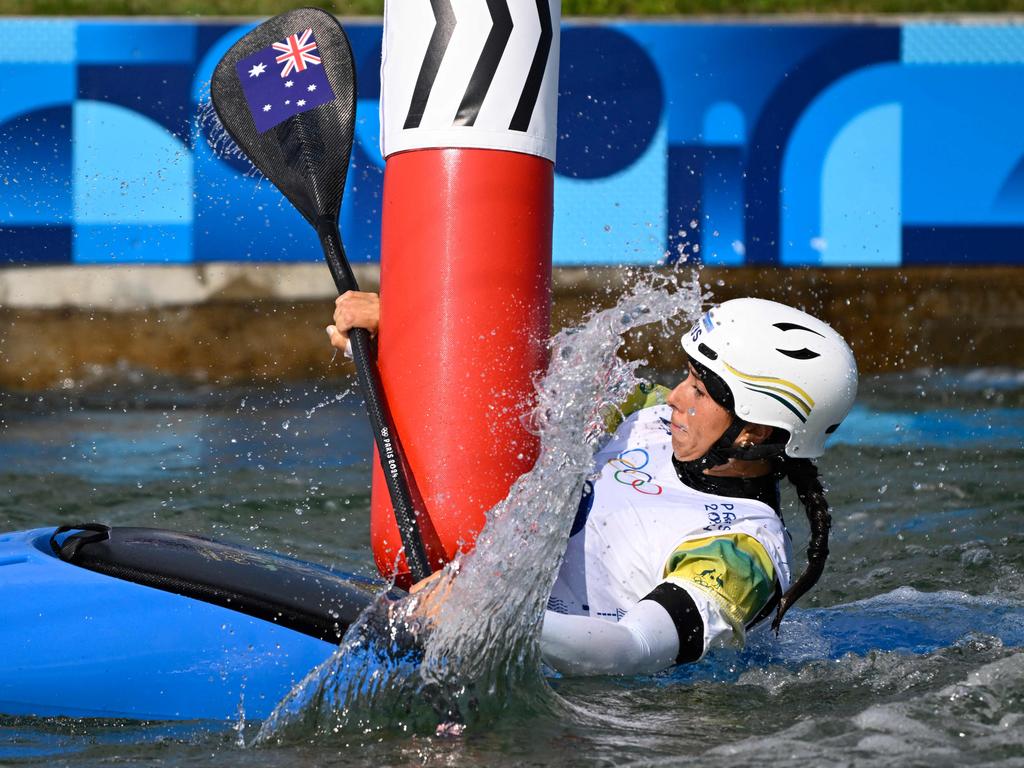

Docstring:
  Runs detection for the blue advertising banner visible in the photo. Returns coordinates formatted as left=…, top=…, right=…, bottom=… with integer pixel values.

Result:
left=2, top=19, right=1023, bottom=267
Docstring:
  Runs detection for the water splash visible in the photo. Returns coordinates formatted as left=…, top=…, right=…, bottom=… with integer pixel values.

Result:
left=194, top=84, right=263, bottom=178
left=255, top=271, right=704, bottom=742
left=304, top=389, right=352, bottom=420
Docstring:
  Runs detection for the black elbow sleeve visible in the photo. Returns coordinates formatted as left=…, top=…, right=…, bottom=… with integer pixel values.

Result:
left=642, top=583, right=704, bottom=664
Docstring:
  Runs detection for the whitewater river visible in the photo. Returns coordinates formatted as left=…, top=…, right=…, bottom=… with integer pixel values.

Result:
left=2, top=289, right=1022, bottom=767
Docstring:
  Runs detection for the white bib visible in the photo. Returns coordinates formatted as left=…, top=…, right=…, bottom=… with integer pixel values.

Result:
left=548, top=405, right=793, bottom=621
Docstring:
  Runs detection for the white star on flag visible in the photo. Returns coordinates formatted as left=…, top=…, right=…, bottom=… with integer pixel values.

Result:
left=284, top=80, right=294, bottom=88
left=307, top=84, right=317, bottom=92
left=297, top=99, right=306, bottom=107
left=285, top=100, right=291, bottom=105
left=262, top=104, right=271, bottom=112
left=248, top=63, right=267, bottom=78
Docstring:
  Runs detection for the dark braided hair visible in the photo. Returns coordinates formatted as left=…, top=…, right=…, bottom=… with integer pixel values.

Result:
left=772, top=456, right=832, bottom=632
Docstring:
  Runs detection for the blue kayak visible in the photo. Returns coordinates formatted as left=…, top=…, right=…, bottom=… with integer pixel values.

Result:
left=0, top=525, right=392, bottom=721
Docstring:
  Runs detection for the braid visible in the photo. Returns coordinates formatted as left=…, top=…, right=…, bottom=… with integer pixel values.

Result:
left=771, top=457, right=832, bottom=633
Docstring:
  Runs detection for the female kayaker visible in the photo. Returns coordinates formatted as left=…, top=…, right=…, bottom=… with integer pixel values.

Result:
left=327, top=292, right=858, bottom=675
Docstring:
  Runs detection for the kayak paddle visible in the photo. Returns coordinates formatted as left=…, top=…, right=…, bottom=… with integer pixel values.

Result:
left=210, top=7, right=431, bottom=582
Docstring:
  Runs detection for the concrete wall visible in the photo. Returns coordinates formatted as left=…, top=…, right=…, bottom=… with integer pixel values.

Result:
left=2, top=265, right=1020, bottom=391
left=3, top=19, right=1022, bottom=390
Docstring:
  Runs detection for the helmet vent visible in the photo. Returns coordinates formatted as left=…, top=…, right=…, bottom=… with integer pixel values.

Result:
left=774, top=322, right=825, bottom=338
left=697, top=343, right=718, bottom=360
left=777, top=347, right=821, bottom=360
left=825, top=423, right=841, bottom=434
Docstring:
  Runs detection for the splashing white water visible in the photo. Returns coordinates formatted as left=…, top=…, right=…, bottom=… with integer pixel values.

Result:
left=194, top=85, right=263, bottom=177
left=256, top=272, right=705, bottom=742
left=304, top=389, right=352, bottom=420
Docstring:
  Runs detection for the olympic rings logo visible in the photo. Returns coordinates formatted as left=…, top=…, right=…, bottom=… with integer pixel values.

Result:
left=608, top=448, right=663, bottom=496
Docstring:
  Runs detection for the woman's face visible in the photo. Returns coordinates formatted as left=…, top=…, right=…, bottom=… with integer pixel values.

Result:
left=666, top=364, right=734, bottom=462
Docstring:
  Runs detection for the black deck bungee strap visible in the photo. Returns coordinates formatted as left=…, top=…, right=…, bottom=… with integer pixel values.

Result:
left=50, top=523, right=111, bottom=559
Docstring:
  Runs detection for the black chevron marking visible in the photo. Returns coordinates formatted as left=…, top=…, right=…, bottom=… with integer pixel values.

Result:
left=403, top=0, right=457, bottom=130
left=509, top=0, right=552, bottom=132
left=454, top=0, right=513, bottom=127
left=773, top=321, right=825, bottom=337
left=777, top=347, right=822, bottom=360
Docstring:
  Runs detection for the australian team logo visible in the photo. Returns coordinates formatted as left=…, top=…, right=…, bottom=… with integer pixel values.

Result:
left=608, top=448, right=663, bottom=496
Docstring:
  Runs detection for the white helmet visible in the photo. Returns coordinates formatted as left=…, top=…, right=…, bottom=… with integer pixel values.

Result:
left=681, top=298, right=858, bottom=458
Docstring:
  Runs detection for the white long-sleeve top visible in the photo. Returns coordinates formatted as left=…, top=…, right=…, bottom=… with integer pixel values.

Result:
left=540, top=405, right=793, bottom=676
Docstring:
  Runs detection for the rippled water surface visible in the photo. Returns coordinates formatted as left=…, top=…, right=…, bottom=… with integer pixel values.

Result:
left=1, top=319, right=1022, bottom=766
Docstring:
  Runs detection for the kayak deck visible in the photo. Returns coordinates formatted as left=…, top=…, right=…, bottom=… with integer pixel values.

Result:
left=0, top=527, right=390, bottom=721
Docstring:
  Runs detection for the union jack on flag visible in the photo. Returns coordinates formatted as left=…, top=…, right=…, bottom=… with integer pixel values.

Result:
left=273, top=28, right=321, bottom=77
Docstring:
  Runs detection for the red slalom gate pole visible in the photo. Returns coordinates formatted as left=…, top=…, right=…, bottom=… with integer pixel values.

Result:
left=371, top=0, right=560, bottom=586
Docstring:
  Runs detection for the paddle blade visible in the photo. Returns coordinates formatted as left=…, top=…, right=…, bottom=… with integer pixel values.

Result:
left=211, top=8, right=356, bottom=226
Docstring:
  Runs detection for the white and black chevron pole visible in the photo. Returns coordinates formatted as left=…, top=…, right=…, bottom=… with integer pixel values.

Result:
left=369, top=0, right=559, bottom=586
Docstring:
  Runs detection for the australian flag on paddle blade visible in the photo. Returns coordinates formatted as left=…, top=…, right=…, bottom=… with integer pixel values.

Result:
left=236, top=28, right=336, bottom=133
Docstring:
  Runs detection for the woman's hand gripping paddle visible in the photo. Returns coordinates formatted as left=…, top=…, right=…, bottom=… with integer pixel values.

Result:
left=210, top=8, right=431, bottom=582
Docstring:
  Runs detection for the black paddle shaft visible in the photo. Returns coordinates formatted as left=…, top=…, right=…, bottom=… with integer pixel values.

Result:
left=317, top=218, right=431, bottom=582
left=211, top=8, right=430, bottom=581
